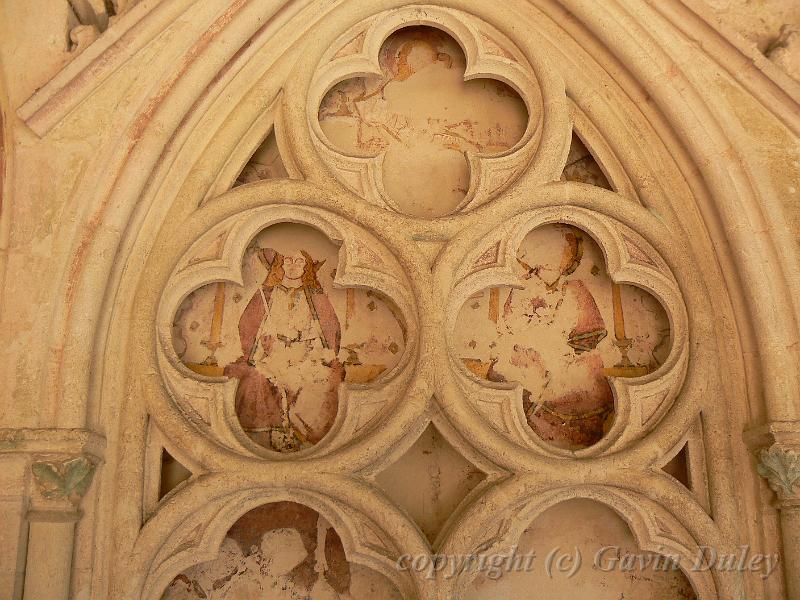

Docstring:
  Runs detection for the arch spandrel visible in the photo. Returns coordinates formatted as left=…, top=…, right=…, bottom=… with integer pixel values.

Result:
left=4, top=2, right=800, bottom=600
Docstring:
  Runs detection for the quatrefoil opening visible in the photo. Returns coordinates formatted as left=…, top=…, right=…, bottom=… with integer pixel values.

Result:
left=317, top=25, right=530, bottom=217
left=171, top=223, right=407, bottom=454
left=453, top=224, right=672, bottom=451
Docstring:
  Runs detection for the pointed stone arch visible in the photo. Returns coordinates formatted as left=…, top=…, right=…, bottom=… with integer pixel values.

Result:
left=7, top=2, right=800, bottom=599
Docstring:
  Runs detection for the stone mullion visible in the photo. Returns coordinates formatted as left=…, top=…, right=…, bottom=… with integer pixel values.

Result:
left=22, top=454, right=96, bottom=600
left=757, top=444, right=800, bottom=599
left=22, top=508, right=80, bottom=600
left=778, top=499, right=800, bottom=600
left=0, top=455, right=29, bottom=600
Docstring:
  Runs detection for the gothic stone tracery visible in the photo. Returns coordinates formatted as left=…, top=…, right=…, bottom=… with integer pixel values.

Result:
left=2, top=2, right=800, bottom=600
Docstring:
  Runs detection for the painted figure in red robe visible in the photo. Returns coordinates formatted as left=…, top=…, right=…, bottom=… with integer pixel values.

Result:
left=224, top=248, right=344, bottom=452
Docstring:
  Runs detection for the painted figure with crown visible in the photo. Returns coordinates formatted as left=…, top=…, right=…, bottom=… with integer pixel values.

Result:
left=224, top=247, right=344, bottom=452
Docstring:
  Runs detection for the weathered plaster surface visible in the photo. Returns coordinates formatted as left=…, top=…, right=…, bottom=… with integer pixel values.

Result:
left=707, top=0, right=800, bottom=80
left=163, top=502, right=402, bottom=599
left=318, top=26, right=528, bottom=217
left=466, top=499, right=698, bottom=599
left=454, top=223, right=670, bottom=450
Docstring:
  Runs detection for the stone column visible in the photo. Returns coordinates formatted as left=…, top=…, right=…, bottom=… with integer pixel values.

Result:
left=0, top=455, right=30, bottom=600
left=758, top=445, right=800, bottom=600
left=23, top=455, right=96, bottom=600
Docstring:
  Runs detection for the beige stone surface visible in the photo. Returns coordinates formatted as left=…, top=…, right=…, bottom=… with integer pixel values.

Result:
left=705, top=0, right=800, bottom=82
left=466, top=499, right=697, bottom=599
left=706, top=0, right=800, bottom=54
left=1, top=1, right=800, bottom=599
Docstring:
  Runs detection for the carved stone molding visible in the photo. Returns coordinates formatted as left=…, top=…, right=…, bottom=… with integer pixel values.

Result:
left=0, top=428, right=106, bottom=459
left=758, top=445, right=800, bottom=504
left=30, top=455, right=97, bottom=507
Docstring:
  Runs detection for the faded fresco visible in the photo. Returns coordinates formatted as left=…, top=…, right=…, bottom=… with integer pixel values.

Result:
left=466, top=499, right=697, bottom=599
left=172, top=224, right=406, bottom=452
left=162, top=502, right=402, bottom=599
left=318, top=26, right=529, bottom=217
left=454, top=224, right=670, bottom=450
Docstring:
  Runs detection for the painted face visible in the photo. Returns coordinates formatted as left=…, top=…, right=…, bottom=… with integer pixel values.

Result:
left=537, top=264, right=562, bottom=287
left=283, top=252, right=307, bottom=281
left=520, top=225, right=580, bottom=288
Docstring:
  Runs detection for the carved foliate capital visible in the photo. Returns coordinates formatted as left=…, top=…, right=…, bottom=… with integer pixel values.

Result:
left=31, top=455, right=96, bottom=505
left=758, top=446, right=800, bottom=503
